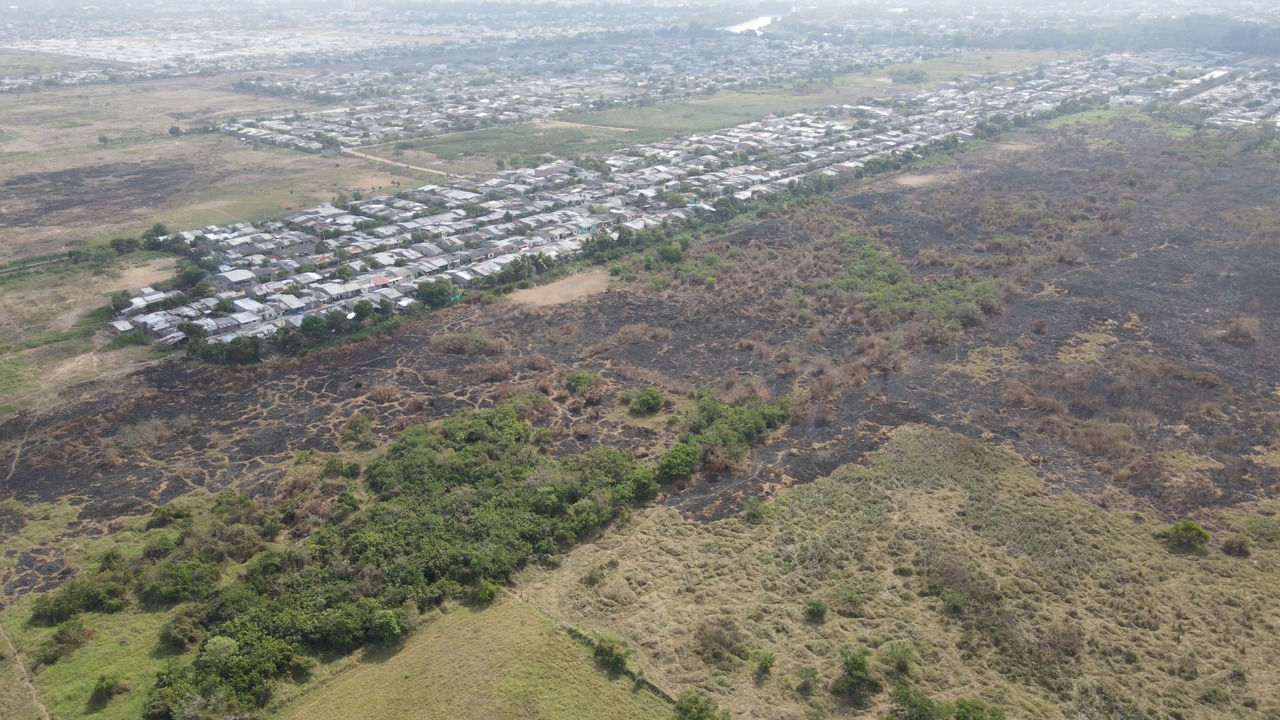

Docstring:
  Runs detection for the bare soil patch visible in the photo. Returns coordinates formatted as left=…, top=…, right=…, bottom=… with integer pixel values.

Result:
left=508, top=270, right=610, bottom=307
left=891, top=173, right=947, bottom=188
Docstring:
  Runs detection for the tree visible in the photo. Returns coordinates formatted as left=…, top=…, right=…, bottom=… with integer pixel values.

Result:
left=110, top=291, right=133, bottom=314
left=275, top=328, right=303, bottom=356
left=416, top=280, right=455, bottom=309
left=301, top=315, right=328, bottom=341
left=98, top=134, right=109, bottom=147
left=353, top=299, right=375, bottom=323
left=168, top=126, right=182, bottom=137
left=109, top=237, right=140, bottom=255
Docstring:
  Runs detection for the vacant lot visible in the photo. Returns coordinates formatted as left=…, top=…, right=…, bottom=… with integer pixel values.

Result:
left=508, top=269, right=611, bottom=307
left=880, top=50, right=1076, bottom=88
left=275, top=597, right=671, bottom=720
left=0, top=74, right=427, bottom=262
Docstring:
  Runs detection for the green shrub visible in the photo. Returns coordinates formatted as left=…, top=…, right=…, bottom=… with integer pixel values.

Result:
left=471, top=580, right=500, bottom=605
left=1158, top=519, right=1211, bottom=552
left=805, top=597, right=829, bottom=622
left=593, top=636, right=631, bottom=674
left=159, top=605, right=206, bottom=651
left=941, top=590, right=970, bottom=615
left=34, top=617, right=95, bottom=665
left=756, top=650, right=776, bottom=674
left=656, top=245, right=684, bottom=264
left=743, top=496, right=769, bottom=523
left=795, top=666, right=819, bottom=696
left=883, top=642, right=917, bottom=677
left=565, top=369, right=600, bottom=395
left=630, top=387, right=664, bottom=414
left=89, top=674, right=130, bottom=705
left=657, top=442, right=699, bottom=482
left=889, top=686, right=943, bottom=720
left=674, top=691, right=729, bottom=720
left=832, top=646, right=882, bottom=706
left=950, top=698, right=1007, bottom=720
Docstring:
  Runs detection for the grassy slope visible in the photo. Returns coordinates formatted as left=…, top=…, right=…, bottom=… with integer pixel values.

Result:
left=272, top=596, right=671, bottom=720
left=0, top=496, right=216, bottom=720
left=518, top=427, right=1280, bottom=719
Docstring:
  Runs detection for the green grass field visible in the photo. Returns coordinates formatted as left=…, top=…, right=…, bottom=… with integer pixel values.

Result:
left=272, top=597, right=672, bottom=720
left=0, top=497, right=202, bottom=720
left=404, top=122, right=635, bottom=161
left=882, top=50, right=1076, bottom=88
left=0, top=50, right=105, bottom=77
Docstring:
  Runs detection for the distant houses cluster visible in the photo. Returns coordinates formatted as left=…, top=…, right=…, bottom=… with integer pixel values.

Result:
left=111, top=50, right=1269, bottom=348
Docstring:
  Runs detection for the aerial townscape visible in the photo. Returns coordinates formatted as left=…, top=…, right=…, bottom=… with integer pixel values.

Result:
left=3, top=2, right=1280, bottom=720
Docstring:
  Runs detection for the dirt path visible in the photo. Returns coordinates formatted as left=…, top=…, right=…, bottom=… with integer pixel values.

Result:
left=0, top=621, right=50, bottom=720
left=534, top=118, right=636, bottom=133
left=507, top=269, right=610, bottom=307
left=340, top=148, right=449, bottom=177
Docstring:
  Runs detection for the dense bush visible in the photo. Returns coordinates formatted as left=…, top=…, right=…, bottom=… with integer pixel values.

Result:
left=565, top=369, right=600, bottom=395
left=682, top=393, right=791, bottom=462
left=657, top=442, right=699, bottom=482
left=142, top=402, right=660, bottom=714
left=592, top=635, right=631, bottom=674
left=30, top=576, right=128, bottom=625
left=630, top=386, right=664, bottom=415
left=34, top=617, right=95, bottom=665
left=805, top=597, right=829, bottom=622
left=89, top=675, right=130, bottom=706
left=832, top=646, right=882, bottom=706
left=674, top=691, right=730, bottom=720
left=1158, top=519, right=1211, bottom=552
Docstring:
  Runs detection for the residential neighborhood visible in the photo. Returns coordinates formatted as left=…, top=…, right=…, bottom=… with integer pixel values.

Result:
left=107, top=49, right=1279, bottom=350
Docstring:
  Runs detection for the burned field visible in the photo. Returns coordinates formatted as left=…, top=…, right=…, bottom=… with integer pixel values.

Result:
left=3, top=117, right=1280, bottom=601
left=0, top=160, right=203, bottom=232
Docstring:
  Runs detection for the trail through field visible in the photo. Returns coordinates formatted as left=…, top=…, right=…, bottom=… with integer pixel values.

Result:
left=535, top=118, right=636, bottom=133
left=340, top=148, right=449, bottom=176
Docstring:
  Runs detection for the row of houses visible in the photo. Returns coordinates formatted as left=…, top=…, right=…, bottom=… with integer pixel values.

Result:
left=112, top=50, right=1254, bottom=346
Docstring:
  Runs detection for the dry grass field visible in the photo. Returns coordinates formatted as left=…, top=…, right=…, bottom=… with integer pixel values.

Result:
left=517, top=427, right=1280, bottom=719
left=0, top=75, right=428, bottom=263
left=273, top=596, right=671, bottom=720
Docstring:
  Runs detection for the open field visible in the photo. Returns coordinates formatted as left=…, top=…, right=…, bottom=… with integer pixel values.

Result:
left=0, top=73, right=429, bottom=263
left=518, top=427, right=1280, bottom=718
left=0, top=50, right=111, bottom=77
left=876, top=50, right=1077, bottom=88
left=274, top=597, right=671, bottom=720
left=0, top=253, right=179, bottom=417
left=508, top=268, right=611, bottom=307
